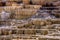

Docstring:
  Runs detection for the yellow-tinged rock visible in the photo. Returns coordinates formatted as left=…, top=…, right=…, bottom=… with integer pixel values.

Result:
left=23, top=0, right=30, bottom=5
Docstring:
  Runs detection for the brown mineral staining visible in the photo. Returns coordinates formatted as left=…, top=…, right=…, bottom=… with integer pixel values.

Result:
left=23, top=0, right=30, bottom=5
left=0, top=0, right=60, bottom=40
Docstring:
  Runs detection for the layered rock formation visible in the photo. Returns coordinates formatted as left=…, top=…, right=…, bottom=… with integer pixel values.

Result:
left=0, top=0, right=60, bottom=40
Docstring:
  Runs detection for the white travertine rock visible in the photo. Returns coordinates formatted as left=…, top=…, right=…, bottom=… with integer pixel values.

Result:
left=0, top=11, right=11, bottom=21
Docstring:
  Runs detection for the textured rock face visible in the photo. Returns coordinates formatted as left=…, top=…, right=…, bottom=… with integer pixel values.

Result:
left=0, top=0, right=60, bottom=40
left=53, top=1, right=60, bottom=6
left=22, top=0, right=30, bottom=5
left=15, top=9, right=37, bottom=20
left=0, top=11, right=11, bottom=21
left=31, top=0, right=44, bottom=5
left=31, top=11, right=56, bottom=19
left=6, top=1, right=18, bottom=6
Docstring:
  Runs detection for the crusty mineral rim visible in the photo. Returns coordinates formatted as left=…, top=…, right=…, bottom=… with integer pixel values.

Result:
left=0, top=6, right=60, bottom=11
left=0, top=0, right=59, bottom=5
left=0, top=34, right=60, bottom=39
